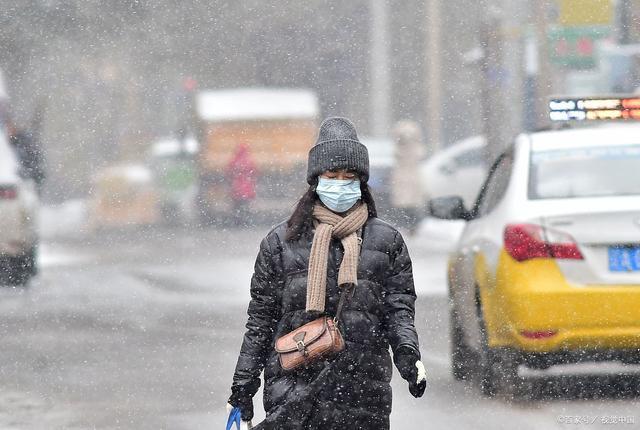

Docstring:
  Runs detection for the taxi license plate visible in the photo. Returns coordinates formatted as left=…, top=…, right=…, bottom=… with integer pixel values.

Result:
left=608, top=246, right=640, bottom=272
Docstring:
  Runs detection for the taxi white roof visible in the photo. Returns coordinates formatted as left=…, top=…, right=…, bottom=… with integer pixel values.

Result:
left=529, top=123, right=640, bottom=152
left=196, top=88, right=319, bottom=122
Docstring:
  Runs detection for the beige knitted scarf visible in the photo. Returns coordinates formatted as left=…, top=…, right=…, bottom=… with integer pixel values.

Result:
left=306, top=202, right=369, bottom=312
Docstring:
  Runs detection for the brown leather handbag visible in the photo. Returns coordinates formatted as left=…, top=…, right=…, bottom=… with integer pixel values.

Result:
left=275, top=285, right=353, bottom=372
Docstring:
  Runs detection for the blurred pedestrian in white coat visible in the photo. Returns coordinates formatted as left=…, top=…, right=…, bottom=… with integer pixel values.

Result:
left=391, top=120, right=426, bottom=235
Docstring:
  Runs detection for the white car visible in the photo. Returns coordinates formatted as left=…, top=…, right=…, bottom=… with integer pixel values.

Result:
left=360, top=136, right=395, bottom=214
left=0, top=127, right=39, bottom=285
left=420, top=135, right=486, bottom=209
left=430, top=122, right=640, bottom=397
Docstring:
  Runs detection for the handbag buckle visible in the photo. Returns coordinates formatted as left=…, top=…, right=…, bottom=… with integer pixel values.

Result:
left=296, top=340, right=307, bottom=355
left=294, top=332, right=307, bottom=355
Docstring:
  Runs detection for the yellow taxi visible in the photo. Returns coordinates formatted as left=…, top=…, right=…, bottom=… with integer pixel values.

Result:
left=429, top=96, right=640, bottom=396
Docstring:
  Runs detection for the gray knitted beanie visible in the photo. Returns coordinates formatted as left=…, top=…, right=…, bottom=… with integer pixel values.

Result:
left=306, top=117, right=370, bottom=184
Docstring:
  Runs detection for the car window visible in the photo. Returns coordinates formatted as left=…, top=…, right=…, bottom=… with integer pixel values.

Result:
left=476, top=151, right=513, bottom=217
left=453, top=147, right=485, bottom=168
left=529, top=144, right=640, bottom=199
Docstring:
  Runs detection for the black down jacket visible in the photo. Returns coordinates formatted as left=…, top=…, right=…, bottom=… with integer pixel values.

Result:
left=230, top=217, right=420, bottom=430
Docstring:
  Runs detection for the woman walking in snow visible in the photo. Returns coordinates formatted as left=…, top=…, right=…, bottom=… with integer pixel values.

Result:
left=227, top=117, right=426, bottom=430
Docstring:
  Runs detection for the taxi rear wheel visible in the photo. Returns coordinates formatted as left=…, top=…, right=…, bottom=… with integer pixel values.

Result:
left=477, top=305, right=520, bottom=397
left=450, top=307, right=474, bottom=380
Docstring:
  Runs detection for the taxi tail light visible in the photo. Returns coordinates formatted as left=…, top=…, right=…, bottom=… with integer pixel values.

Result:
left=0, top=185, right=17, bottom=200
left=504, top=223, right=584, bottom=262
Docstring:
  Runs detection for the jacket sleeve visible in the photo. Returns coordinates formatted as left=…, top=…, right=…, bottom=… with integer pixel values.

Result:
left=230, top=234, right=282, bottom=403
left=382, top=231, right=420, bottom=358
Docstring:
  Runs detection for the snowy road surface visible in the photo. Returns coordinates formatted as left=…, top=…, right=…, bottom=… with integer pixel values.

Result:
left=0, top=224, right=638, bottom=429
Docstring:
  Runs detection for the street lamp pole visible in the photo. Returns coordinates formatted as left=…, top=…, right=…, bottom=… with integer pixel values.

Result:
left=479, top=3, right=505, bottom=165
left=370, top=0, right=391, bottom=138
left=534, top=0, right=552, bottom=130
left=426, top=0, right=442, bottom=154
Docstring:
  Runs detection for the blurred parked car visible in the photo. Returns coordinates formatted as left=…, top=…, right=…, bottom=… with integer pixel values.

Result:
left=364, top=135, right=486, bottom=220
left=430, top=121, right=640, bottom=397
left=420, top=135, right=486, bottom=209
left=89, top=164, right=160, bottom=230
left=0, top=125, right=39, bottom=285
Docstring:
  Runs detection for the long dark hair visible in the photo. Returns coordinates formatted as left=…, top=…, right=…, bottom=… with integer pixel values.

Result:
left=285, top=179, right=378, bottom=242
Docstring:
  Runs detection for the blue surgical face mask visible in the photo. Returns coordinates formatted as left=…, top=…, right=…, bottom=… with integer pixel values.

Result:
left=316, top=177, right=362, bottom=213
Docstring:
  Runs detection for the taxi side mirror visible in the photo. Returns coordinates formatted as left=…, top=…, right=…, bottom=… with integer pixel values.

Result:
left=429, top=196, right=469, bottom=220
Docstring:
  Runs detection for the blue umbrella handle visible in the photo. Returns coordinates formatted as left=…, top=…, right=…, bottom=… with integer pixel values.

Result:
left=226, top=406, right=242, bottom=430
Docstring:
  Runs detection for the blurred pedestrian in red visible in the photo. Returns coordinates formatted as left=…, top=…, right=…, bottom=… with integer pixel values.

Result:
left=226, top=143, right=257, bottom=226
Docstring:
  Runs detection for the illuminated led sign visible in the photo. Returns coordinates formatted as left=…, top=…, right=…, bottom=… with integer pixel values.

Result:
left=549, top=96, right=640, bottom=121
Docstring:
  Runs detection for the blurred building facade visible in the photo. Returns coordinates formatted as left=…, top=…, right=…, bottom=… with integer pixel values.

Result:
left=0, top=0, right=626, bottom=200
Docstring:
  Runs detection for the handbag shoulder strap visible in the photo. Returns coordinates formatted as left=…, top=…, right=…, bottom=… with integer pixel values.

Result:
left=334, top=227, right=363, bottom=325
left=333, top=284, right=354, bottom=325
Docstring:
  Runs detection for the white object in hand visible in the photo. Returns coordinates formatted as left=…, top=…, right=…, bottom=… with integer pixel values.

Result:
left=226, top=403, right=253, bottom=429
left=415, top=360, right=427, bottom=384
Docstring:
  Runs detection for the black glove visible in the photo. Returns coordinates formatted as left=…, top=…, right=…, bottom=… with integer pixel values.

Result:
left=409, top=374, right=427, bottom=398
left=394, top=347, right=427, bottom=398
left=229, top=386, right=255, bottom=421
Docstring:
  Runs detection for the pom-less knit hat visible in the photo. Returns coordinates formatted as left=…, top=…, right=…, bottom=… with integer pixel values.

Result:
left=306, top=117, right=370, bottom=184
